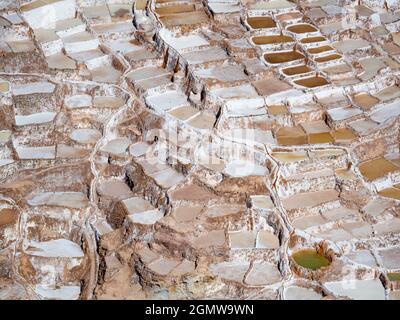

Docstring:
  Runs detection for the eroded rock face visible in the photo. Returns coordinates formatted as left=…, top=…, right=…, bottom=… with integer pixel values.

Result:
left=1, top=0, right=400, bottom=300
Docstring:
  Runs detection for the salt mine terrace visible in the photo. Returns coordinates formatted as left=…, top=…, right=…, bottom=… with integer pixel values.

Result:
left=0, top=0, right=400, bottom=301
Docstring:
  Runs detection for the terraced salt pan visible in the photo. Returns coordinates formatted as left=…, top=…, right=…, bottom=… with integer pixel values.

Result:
left=228, top=229, right=279, bottom=249
left=56, top=144, right=89, bottom=159
left=358, top=57, right=386, bottom=81
left=128, top=210, right=164, bottom=225
left=283, top=286, right=322, bottom=300
left=292, top=214, right=326, bottom=230
left=287, top=23, right=318, bottom=34
left=256, top=230, right=280, bottom=249
left=125, top=48, right=158, bottom=62
left=0, top=159, right=14, bottom=167
left=35, top=285, right=80, bottom=300
left=355, top=5, right=375, bottom=16
left=342, top=221, right=373, bottom=239
left=186, top=112, right=215, bottom=131
left=107, top=39, right=143, bottom=54
left=168, top=106, right=199, bottom=121
left=16, top=146, right=56, bottom=160
left=34, top=28, right=59, bottom=45
left=172, top=205, right=203, bottom=223
left=282, top=64, right=313, bottom=76
left=229, top=230, right=255, bottom=249
left=303, top=0, right=339, bottom=8
left=0, top=81, right=10, bottom=93
left=133, top=74, right=172, bottom=91
left=225, top=98, right=266, bottom=117
left=250, top=195, right=274, bottom=211
left=159, top=30, right=209, bottom=52
left=169, top=259, right=195, bottom=276
left=249, top=0, right=295, bottom=10
left=224, top=160, right=268, bottom=177
left=0, top=283, right=28, bottom=300
left=209, top=262, right=249, bottom=283
left=145, top=91, right=188, bottom=113
left=54, top=17, right=85, bottom=36
left=349, top=119, right=378, bottom=135
left=91, top=66, right=122, bottom=84
left=25, top=239, right=84, bottom=258
left=70, top=128, right=102, bottom=144
left=320, top=21, right=342, bottom=35
left=108, top=4, right=132, bottom=20
left=211, top=84, right=259, bottom=100
left=127, top=66, right=170, bottom=83
left=322, top=4, right=343, bottom=16
left=65, top=94, right=92, bottom=109
left=332, top=39, right=370, bottom=53
left=207, top=3, right=240, bottom=14
left=370, top=101, right=400, bottom=123
left=376, top=246, right=400, bottom=269
left=63, top=31, right=99, bottom=53
left=271, top=151, right=308, bottom=164
left=312, top=227, right=352, bottom=242
left=358, top=158, right=398, bottom=181
left=193, top=229, right=226, bottom=248
left=15, top=112, right=56, bottom=126
left=362, top=198, right=393, bottom=217
left=150, top=167, right=185, bottom=189
left=327, top=107, right=362, bottom=122
left=27, top=191, right=88, bottom=209
left=264, top=50, right=305, bottom=65
left=282, top=189, right=339, bottom=211
left=129, top=142, right=150, bottom=157
left=380, top=11, right=400, bottom=24
left=345, top=250, right=378, bottom=268
left=300, top=120, right=332, bottom=143
left=94, top=96, right=125, bottom=109
left=160, top=10, right=209, bottom=27
left=91, top=22, right=135, bottom=35
left=93, top=219, right=113, bottom=237
left=223, top=128, right=275, bottom=146
left=147, top=257, right=180, bottom=276
left=7, top=39, right=36, bottom=53
left=194, top=65, right=247, bottom=82
left=81, top=5, right=110, bottom=19
left=294, top=76, right=329, bottom=89
left=207, top=204, right=244, bottom=218
left=100, top=138, right=131, bottom=156
left=307, top=7, right=327, bottom=20
left=21, top=0, right=76, bottom=30
left=2, top=12, right=23, bottom=25
left=46, top=53, right=76, bottom=70
left=244, top=262, right=281, bottom=286
left=276, top=11, right=303, bottom=22
left=122, top=197, right=164, bottom=225
left=286, top=167, right=335, bottom=182
left=246, top=16, right=276, bottom=29
left=324, top=279, right=385, bottom=300
left=375, top=218, right=400, bottom=234
left=122, top=197, right=154, bottom=215
left=12, top=82, right=55, bottom=96
left=321, top=206, right=359, bottom=222
left=352, top=92, right=379, bottom=110
left=373, top=85, right=400, bottom=102
left=276, top=126, right=307, bottom=146
left=182, top=47, right=227, bottom=65
left=97, top=179, right=133, bottom=201
left=68, top=49, right=104, bottom=62
left=252, top=78, right=292, bottom=97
